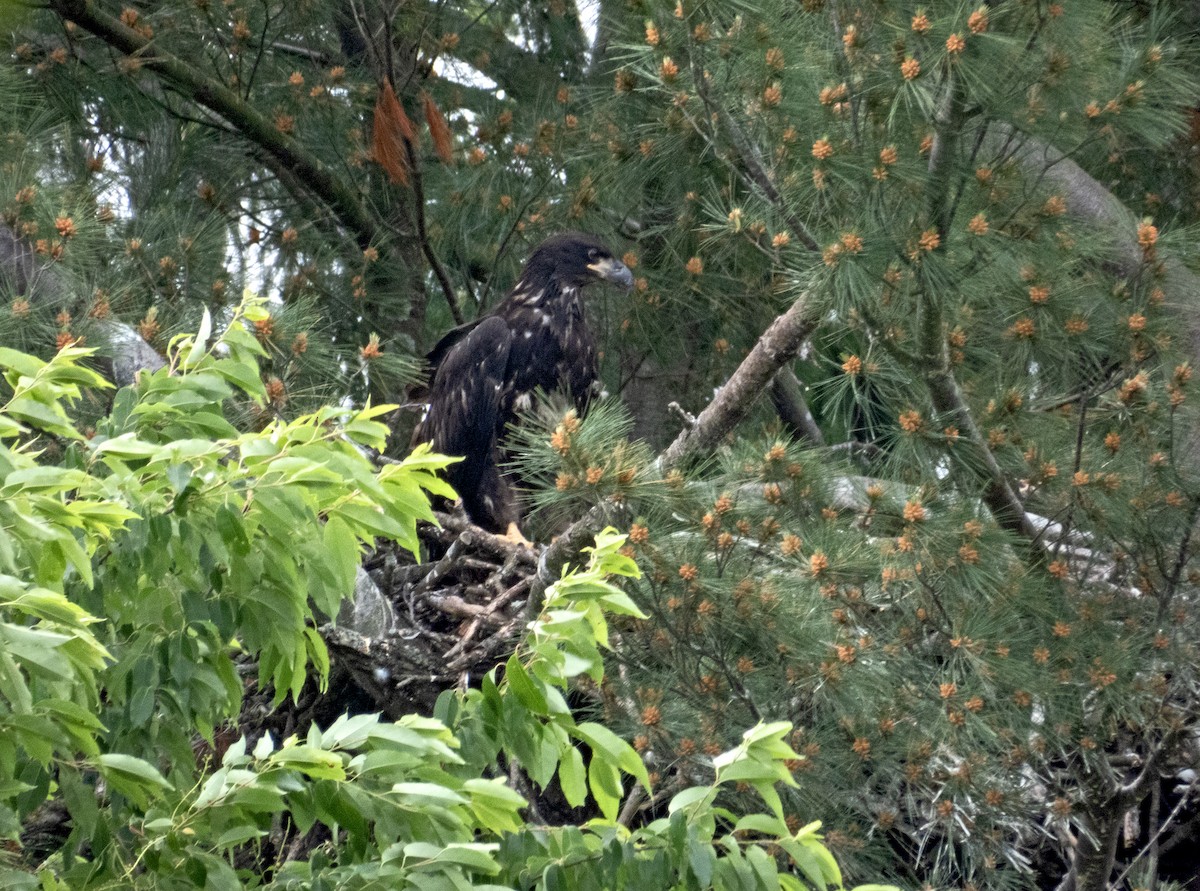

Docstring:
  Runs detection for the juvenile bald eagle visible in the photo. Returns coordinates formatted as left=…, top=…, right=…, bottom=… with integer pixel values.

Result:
left=417, top=233, right=633, bottom=541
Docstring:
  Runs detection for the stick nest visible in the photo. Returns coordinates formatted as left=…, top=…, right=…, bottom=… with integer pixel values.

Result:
left=322, top=509, right=544, bottom=715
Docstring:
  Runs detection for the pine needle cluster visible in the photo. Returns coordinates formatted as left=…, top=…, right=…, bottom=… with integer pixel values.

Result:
left=505, top=396, right=654, bottom=536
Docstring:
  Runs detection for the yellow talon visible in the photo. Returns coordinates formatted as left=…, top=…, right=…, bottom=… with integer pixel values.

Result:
left=504, top=522, right=534, bottom=548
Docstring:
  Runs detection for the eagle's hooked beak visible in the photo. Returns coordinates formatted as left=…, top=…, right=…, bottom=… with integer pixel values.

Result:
left=588, top=255, right=634, bottom=291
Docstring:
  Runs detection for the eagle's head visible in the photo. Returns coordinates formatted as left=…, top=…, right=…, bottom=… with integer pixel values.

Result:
left=518, top=232, right=634, bottom=292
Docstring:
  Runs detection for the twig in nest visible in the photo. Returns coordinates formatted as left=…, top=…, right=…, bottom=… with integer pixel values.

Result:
left=442, top=577, right=531, bottom=662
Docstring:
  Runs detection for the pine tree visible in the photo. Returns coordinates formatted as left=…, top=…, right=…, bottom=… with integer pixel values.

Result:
left=512, top=2, right=1200, bottom=888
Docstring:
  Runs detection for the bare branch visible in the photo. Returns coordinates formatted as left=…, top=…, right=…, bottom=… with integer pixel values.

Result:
left=769, top=368, right=826, bottom=446
left=660, top=292, right=819, bottom=470
left=406, top=139, right=465, bottom=325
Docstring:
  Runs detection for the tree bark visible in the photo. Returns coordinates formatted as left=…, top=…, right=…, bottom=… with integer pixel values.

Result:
left=768, top=368, right=825, bottom=446
left=660, top=293, right=819, bottom=470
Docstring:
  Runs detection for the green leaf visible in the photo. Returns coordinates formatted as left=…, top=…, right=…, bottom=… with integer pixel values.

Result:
left=335, top=501, right=405, bottom=540
left=0, top=348, right=48, bottom=378
left=734, top=814, right=788, bottom=836
left=587, top=756, right=622, bottom=822
left=4, top=585, right=103, bottom=628
left=668, top=786, right=716, bottom=815
left=687, top=836, right=716, bottom=887
left=504, top=655, right=549, bottom=715
left=402, top=841, right=501, bottom=875
left=391, top=781, right=467, bottom=807
left=558, top=744, right=587, bottom=807
left=97, top=754, right=173, bottom=806
left=182, top=306, right=213, bottom=369
left=92, top=434, right=163, bottom=459
left=463, top=778, right=525, bottom=833
left=0, top=466, right=91, bottom=496
left=6, top=398, right=79, bottom=439
left=96, top=754, right=173, bottom=788
left=268, top=745, right=347, bottom=780
left=571, top=722, right=651, bottom=790
left=214, top=356, right=267, bottom=402
left=747, top=844, right=783, bottom=890
left=215, top=824, right=267, bottom=849
left=0, top=623, right=74, bottom=679
left=322, top=516, right=361, bottom=594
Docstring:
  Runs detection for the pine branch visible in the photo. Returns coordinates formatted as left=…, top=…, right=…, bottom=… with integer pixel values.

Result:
left=925, top=71, right=966, bottom=241
left=991, top=126, right=1200, bottom=451
left=406, top=138, right=465, bottom=325
left=0, top=222, right=164, bottom=384
left=434, top=6, right=582, bottom=105
left=687, top=58, right=820, bottom=253
left=916, top=74, right=1043, bottom=548
left=660, top=50, right=823, bottom=457
left=769, top=368, right=825, bottom=446
left=47, top=0, right=382, bottom=251
left=665, top=56, right=1023, bottom=540
left=924, top=365, right=1042, bottom=543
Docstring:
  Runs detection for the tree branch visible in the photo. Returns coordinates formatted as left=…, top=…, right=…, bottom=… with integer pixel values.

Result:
left=48, top=0, right=381, bottom=250
left=769, top=367, right=826, bottom=446
left=687, top=57, right=820, bottom=254
left=406, top=139, right=464, bottom=325
left=660, top=293, right=819, bottom=470
left=433, top=7, right=580, bottom=106
left=915, top=74, right=1044, bottom=547
left=925, top=365, right=1043, bottom=543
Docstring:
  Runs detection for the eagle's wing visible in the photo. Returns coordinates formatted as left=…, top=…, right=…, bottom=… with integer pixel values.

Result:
left=426, top=318, right=484, bottom=373
left=422, top=315, right=517, bottom=531
left=408, top=319, right=484, bottom=402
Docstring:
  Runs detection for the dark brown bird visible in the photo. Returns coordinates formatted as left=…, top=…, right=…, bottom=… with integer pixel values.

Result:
left=417, top=233, right=633, bottom=542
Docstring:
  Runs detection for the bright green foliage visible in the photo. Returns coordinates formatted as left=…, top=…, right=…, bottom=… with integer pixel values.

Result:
left=81, top=296, right=455, bottom=766
left=84, top=712, right=524, bottom=890
left=444, top=531, right=886, bottom=891
left=452, top=529, right=653, bottom=826
left=0, top=302, right=455, bottom=885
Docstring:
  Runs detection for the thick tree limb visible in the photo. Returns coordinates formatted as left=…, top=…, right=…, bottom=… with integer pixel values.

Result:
left=769, top=367, right=825, bottom=446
